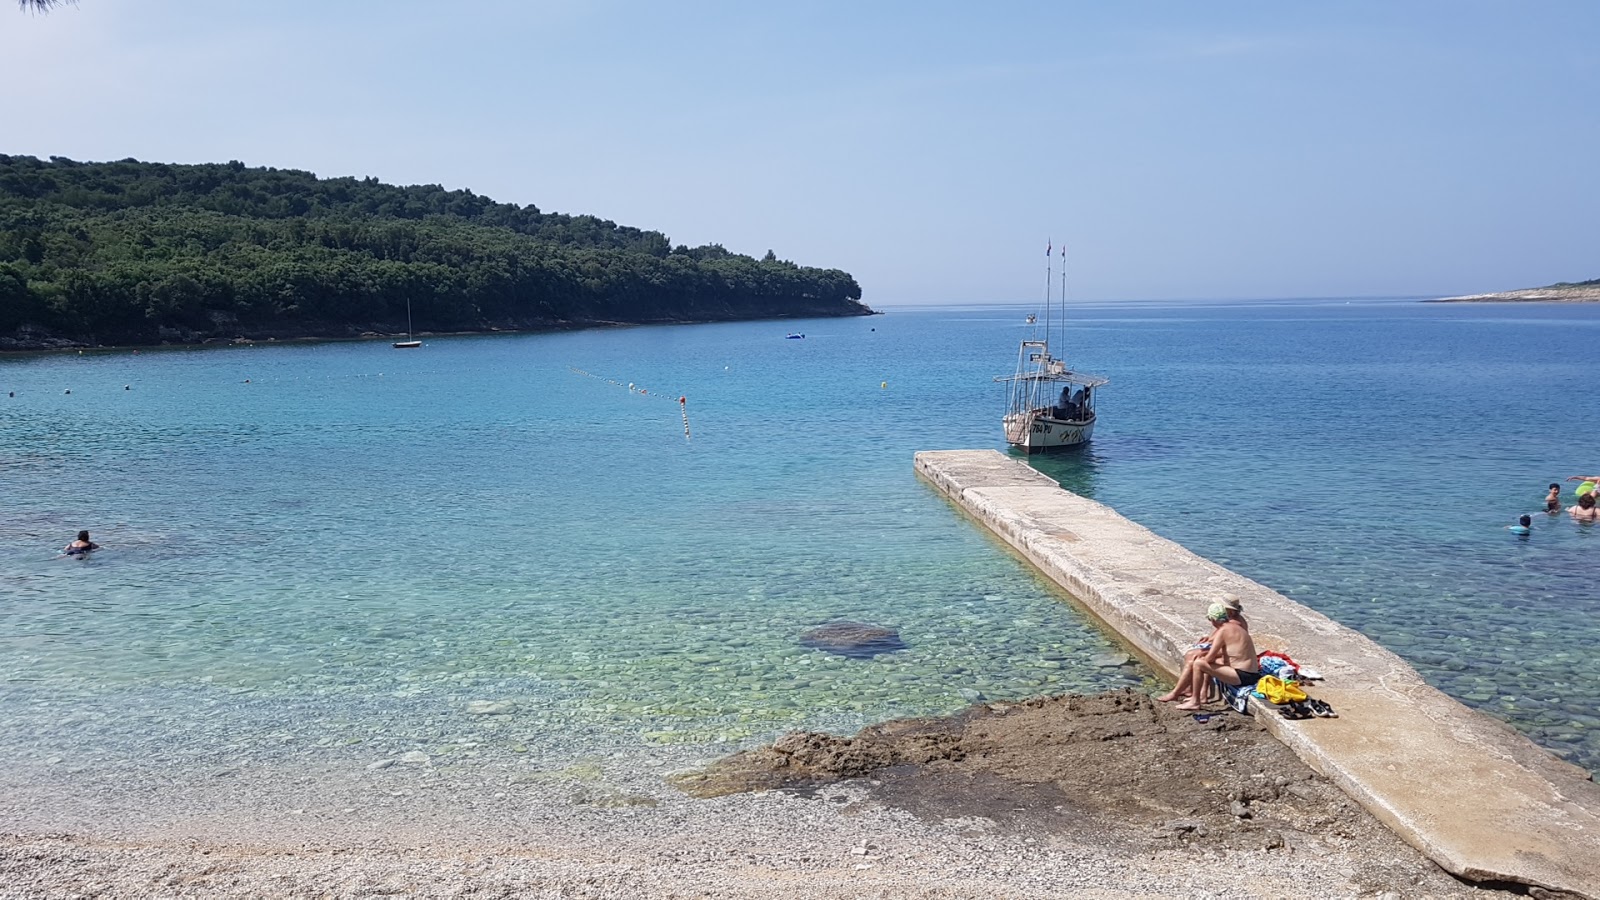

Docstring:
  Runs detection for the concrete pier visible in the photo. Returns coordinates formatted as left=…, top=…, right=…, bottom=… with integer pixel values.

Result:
left=916, top=450, right=1599, bottom=898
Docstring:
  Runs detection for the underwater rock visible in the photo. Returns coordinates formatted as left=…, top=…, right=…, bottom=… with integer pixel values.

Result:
left=798, top=622, right=907, bottom=659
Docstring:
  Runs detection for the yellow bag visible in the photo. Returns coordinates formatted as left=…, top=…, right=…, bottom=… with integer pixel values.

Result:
left=1255, top=674, right=1307, bottom=705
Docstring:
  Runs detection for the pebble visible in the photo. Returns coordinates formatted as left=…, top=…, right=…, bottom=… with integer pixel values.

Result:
left=366, top=759, right=396, bottom=771
left=398, top=751, right=429, bottom=765
left=467, top=700, right=515, bottom=715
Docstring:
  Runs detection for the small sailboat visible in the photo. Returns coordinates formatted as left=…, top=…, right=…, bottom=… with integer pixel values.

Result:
left=393, top=297, right=422, bottom=349
left=995, top=242, right=1106, bottom=452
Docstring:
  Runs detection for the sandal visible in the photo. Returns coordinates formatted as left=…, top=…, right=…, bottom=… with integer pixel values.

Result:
left=1297, top=666, right=1325, bottom=681
left=1306, top=698, right=1338, bottom=718
left=1278, top=702, right=1311, bottom=720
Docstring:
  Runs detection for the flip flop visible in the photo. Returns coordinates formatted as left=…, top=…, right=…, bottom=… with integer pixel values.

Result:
left=1191, top=713, right=1212, bottom=724
left=1278, top=702, right=1311, bottom=720
left=1297, top=666, right=1325, bottom=681
left=1306, top=698, right=1338, bottom=718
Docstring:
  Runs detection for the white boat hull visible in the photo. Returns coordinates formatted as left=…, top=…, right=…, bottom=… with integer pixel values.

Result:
left=1005, top=410, right=1095, bottom=452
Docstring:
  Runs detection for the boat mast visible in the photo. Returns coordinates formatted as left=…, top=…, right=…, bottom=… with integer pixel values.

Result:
left=1043, top=238, right=1052, bottom=346
left=1059, top=243, right=1067, bottom=354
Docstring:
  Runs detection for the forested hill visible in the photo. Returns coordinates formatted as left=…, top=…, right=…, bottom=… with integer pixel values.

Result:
left=0, top=155, right=870, bottom=349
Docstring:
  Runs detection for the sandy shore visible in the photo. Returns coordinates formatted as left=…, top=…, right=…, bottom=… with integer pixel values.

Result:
left=0, top=690, right=1492, bottom=899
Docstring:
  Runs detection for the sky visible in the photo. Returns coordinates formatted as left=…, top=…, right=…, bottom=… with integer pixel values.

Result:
left=2, top=1, right=1596, bottom=304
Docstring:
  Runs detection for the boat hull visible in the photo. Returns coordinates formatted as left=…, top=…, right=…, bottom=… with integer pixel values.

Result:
left=392, top=341, right=422, bottom=349
left=1004, top=411, right=1095, bottom=452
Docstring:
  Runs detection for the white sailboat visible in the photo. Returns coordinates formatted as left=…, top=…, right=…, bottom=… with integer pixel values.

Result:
left=995, top=242, right=1106, bottom=452
left=393, top=297, right=422, bottom=349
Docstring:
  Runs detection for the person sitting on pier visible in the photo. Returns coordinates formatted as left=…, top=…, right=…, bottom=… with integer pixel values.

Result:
left=1175, top=601, right=1260, bottom=712
left=1156, top=602, right=1240, bottom=705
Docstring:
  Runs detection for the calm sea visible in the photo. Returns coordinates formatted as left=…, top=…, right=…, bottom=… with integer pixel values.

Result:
left=2, top=298, right=1596, bottom=804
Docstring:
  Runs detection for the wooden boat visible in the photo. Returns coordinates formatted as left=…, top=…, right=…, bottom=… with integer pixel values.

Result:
left=995, top=243, right=1106, bottom=452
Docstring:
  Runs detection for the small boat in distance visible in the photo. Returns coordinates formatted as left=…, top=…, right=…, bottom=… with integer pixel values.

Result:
left=786, top=333, right=805, bottom=339
left=995, top=242, right=1107, bottom=452
left=393, top=297, right=422, bottom=349
left=1025, top=314, right=1036, bottom=325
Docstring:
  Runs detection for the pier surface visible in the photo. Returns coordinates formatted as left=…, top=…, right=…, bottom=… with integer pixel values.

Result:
left=916, top=450, right=1599, bottom=898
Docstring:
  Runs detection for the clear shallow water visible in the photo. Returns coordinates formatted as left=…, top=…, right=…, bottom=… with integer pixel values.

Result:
left=1, top=299, right=1597, bottom=787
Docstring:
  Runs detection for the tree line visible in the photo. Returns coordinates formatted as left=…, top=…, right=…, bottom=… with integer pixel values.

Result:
left=0, top=155, right=869, bottom=347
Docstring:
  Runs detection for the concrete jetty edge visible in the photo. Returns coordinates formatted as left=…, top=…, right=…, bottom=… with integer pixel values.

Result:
left=915, top=449, right=1599, bottom=898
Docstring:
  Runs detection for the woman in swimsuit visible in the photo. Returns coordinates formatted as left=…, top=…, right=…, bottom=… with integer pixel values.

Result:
left=1571, top=493, right=1599, bottom=523
left=63, top=530, right=100, bottom=556
left=1175, top=602, right=1261, bottom=712
left=1158, top=604, right=1238, bottom=704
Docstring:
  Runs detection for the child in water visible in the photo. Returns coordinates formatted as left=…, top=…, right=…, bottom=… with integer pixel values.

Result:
left=1509, top=514, right=1532, bottom=536
left=1546, top=483, right=1562, bottom=514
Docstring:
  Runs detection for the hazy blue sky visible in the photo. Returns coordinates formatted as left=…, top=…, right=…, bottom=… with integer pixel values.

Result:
left=3, top=1, right=1596, bottom=304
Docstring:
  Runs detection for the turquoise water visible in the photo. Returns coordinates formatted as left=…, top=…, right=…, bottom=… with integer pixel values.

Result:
left=2, top=299, right=1597, bottom=784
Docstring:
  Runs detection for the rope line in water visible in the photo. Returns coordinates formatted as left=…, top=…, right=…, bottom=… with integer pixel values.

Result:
left=569, top=367, right=691, bottom=438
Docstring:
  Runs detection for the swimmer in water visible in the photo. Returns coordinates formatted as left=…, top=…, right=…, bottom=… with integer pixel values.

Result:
left=1571, top=493, right=1599, bottom=523
left=1547, top=483, right=1562, bottom=514
left=1509, top=514, right=1532, bottom=535
left=62, top=530, right=101, bottom=557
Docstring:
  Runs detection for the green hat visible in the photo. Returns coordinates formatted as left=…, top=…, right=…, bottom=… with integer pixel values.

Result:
left=1206, top=602, right=1230, bottom=622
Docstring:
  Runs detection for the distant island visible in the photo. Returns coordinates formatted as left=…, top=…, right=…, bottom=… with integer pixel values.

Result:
left=0, top=155, right=871, bottom=350
left=1429, top=278, right=1600, bottom=303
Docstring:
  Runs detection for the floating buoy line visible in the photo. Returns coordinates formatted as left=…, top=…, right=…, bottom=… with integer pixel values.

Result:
left=569, top=367, right=691, bottom=438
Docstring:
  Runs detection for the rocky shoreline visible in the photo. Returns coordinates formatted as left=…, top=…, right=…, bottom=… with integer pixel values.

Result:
left=1430, top=285, right=1600, bottom=302
left=0, top=309, right=879, bottom=354
left=0, top=689, right=1493, bottom=898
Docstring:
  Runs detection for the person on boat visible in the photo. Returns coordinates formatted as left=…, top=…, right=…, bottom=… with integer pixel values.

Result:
left=63, top=530, right=100, bottom=557
left=1156, top=598, right=1246, bottom=705
left=1053, top=386, right=1076, bottom=419
left=1571, top=493, right=1599, bottom=522
left=1547, top=483, right=1563, bottom=514
left=1175, top=601, right=1261, bottom=712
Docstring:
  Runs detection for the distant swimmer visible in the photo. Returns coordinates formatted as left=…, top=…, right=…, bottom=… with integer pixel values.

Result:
left=1546, top=483, right=1562, bottom=514
left=62, top=530, right=101, bottom=558
left=1509, top=514, right=1532, bottom=536
left=1571, top=493, right=1599, bottom=523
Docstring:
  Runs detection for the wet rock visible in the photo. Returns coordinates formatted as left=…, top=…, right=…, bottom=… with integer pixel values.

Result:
left=798, top=622, right=907, bottom=659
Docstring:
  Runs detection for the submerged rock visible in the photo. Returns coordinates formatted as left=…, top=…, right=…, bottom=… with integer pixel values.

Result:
left=798, top=622, right=907, bottom=659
